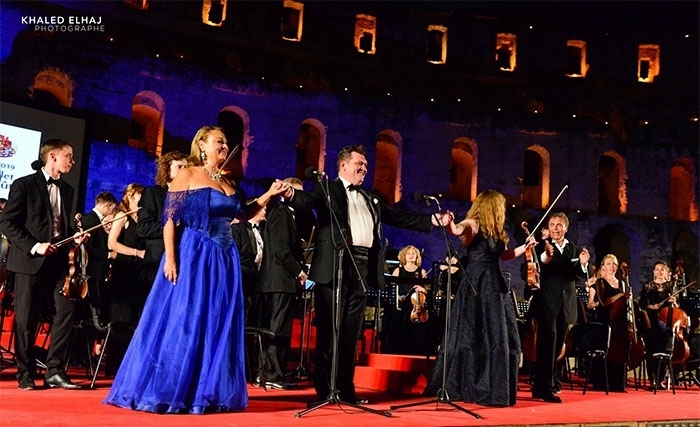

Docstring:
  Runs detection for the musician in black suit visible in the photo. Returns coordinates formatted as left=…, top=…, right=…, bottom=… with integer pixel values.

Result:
left=286, top=145, right=453, bottom=403
left=0, top=139, right=85, bottom=390
left=136, top=151, right=187, bottom=292
left=255, top=177, right=307, bottom=389
left=81, top=192, right=117, bottom=327
left=231, top=205, right=266, bottom=326
left=529, top=212, right=590, bottom=403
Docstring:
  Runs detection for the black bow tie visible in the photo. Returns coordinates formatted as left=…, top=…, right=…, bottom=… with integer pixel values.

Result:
left=347, top=184, right=359, bottom=192
left=47, top=177, right=59, bottom=186
left=250, top=223, right=259, bottom=229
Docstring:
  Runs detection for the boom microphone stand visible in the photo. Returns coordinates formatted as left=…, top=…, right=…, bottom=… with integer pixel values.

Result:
left=295, top=175, right=391, bottom=418
left=389, top=199, right=480, bottom=419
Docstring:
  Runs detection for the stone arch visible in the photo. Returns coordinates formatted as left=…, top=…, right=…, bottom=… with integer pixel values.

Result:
left=597, top=151, right=628, bottom=216
left=128, top=91, right=165, bottom=156
left=670, top=157, right=699, bottom=221
left=672, top=228, right=699, bottom=293
left=29, top=67, right=74, bottom=108
left=217, top=106, right=251, bottom=180
left=373, top=129, right=402, bottom=205
left=449, top=137, right=478, bottom=202
left=521, top=145, right=550, bottom=209
left=295, top=118, right=326, bottom=180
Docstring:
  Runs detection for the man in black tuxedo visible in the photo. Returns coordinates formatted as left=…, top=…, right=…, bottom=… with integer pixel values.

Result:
left=80, top=192, right=117, bottom=327
left=529, top=212, right=590, bottom=403
left=0, top=139, right=85, bottom=390
left=137, top=151, right=187, bottom=296
left=287, top=145, right=452, bottom=403
left=256, top=177, right=307, bottom=389
left=231, top=205, right=266, bottom=326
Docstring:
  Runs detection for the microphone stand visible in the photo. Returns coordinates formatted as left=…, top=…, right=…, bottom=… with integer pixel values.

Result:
left=295, top=175, right=391, bottom=418
left=389, top=199, right=480, bottom=419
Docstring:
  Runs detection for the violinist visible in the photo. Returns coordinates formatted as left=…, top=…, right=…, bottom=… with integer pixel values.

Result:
left=638, top=261, right=676, bottom=389
left=594, top=254, right=629, bottom=391
left=585, top=268, right=603, bottom=323
left=529, top=212, right=590, bottom=403
left=0, top=139, right=86, bottom=390
left=106, top=184, right=146, bottom=375
left=639, top=261, right=675, bottom=328
left=424, top=190, right=534, bottom=407
left=80, top=192, right=117, bottom=332
left=382, top=245, right=431, bottom=356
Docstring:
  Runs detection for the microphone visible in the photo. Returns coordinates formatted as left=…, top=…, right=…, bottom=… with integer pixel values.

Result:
left=413, top=191, right=444, bottom=202
left=304, top=167, right=326, bottom=179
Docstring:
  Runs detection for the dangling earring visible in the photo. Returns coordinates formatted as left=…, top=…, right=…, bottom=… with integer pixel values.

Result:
left=200, top=151, right=207, bottom=163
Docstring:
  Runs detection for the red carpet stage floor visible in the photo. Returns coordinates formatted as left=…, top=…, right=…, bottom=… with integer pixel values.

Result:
left=0, top=367, right=698, bottom=427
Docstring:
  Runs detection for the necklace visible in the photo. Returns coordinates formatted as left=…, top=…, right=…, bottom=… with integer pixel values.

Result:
left=201, top=166, right=222, bottom=183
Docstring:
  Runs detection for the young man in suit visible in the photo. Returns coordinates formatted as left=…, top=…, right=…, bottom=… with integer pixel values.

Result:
left=0, top=139, right=85, bottom=390
left=287, top=145, right=453, bottom=404
left=81, top=192, right=117, bottom=328
left=256, top=177, right=307, bottom=390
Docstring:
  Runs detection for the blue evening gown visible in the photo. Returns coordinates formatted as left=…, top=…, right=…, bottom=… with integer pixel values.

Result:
left=104, top=188, right=248, bottom=414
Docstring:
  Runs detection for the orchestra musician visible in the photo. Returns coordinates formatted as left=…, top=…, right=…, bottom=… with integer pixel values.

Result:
left=639, top=261, right=677, bottom=389
left=382, top=245, right=431, bottom=356
left=594, top=254, right=630, bottom=391
left=639, top=261, right=676, bottom=328
left=0, top=139, right=86, bottom=390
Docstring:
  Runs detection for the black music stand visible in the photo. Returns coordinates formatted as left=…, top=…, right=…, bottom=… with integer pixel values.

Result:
left=389, top=202, right=480, bottom=419
left=294, top=176, right=391, bottom=419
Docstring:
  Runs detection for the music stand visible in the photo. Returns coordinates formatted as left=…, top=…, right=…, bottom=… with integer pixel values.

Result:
left=389, top=202, right=481, bottom=419
left=294, top=175, right=391, bottom=418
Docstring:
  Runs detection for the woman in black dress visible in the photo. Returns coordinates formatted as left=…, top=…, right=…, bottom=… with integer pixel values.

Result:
left=423, top=190, right=534, bottom=407
left=382, top=245, right=431, bottom=355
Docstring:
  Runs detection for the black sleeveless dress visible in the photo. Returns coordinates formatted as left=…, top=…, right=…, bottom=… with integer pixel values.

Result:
left=381, top=265, right=432, bottom=356
left=424, top=233, right=520, bottom=406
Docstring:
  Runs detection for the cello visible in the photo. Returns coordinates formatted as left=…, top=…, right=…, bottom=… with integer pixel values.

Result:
left=607, top=262, right=645, bottom=372
left=658, top=262, right=691, bottom=366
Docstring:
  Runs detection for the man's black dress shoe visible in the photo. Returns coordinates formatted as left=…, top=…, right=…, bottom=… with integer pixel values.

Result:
left=45, top=372, right=81, bottom=389
left=18, top=373, right=35, bottom=390
left=532, top=390, right=562, bottom=403
left=265, top=379, right=297, bottom=390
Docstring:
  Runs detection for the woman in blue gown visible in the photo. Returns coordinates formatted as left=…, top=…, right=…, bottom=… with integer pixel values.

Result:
left=423, top=190, right=534, bottom=407
left=104, top=126, right=288, bottom=414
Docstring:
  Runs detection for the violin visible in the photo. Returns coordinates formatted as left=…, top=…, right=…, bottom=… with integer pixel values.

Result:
left=410, top=290, right=429, bottom=323
left=520, top=221, right=540, bottom=290
left=61, top=214, right=89, bottom=300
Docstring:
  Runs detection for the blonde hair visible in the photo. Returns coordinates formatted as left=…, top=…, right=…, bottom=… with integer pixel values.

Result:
left=465, top=190, right=509, bottom=245
left=398, top=245, right=422, bottom=267
left=187, top=126, right=226, bottom=167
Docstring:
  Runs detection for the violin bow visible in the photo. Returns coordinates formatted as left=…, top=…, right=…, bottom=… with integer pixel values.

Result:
left=52, top=208, right=141, bottom=248
left=523, top=185, right=569, bottom=241
left=659, top=281, right=697, bottom=305
left=213, top=145, right=240, bottom=178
